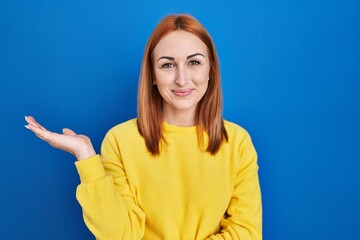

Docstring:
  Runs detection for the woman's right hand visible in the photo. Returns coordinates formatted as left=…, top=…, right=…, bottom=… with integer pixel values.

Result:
left=25, top=116, right=96, bottom=161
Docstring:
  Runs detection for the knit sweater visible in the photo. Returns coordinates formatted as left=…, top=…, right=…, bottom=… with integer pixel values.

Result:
left=75, top=119, right=262, bottom=239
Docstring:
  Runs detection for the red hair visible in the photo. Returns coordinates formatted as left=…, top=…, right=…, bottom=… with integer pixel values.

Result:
left=137, top=14, right=228, bottom=155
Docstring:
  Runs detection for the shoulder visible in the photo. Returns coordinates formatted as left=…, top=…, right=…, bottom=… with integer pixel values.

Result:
left=103, top=118, right=140, bottom=141
left=223, top=120, right=258, bottom=161
left=108, top=118, right=138, bottom=134
left=223, top=119, right=257, bottom=152
left=223, top=119, right=252, bottom=141
left=101, top=118, right=148, bottom=158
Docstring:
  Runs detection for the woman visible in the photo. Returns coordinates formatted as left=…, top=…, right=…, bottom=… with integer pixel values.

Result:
left=25, top=14, right=262, bottom=239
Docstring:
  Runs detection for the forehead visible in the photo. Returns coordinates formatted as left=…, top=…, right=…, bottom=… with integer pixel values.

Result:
left=153, top=30, right=208, bottom=58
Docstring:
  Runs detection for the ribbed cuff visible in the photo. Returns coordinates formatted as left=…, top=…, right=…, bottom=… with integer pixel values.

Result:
left=75, top=155, right=106, bottom=183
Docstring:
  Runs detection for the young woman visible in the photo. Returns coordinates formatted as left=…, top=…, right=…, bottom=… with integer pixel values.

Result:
left=25, top=14, right=262, bottom=240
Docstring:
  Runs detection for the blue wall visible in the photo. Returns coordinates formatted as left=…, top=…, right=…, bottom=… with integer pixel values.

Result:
left=1, top=0, right=359, bottom=239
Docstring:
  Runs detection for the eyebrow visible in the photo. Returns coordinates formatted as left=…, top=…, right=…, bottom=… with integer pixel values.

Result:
left=157, top=56, right=174, bottom=62
left=187, top=53, right=205, bottom=59
left=157, top=53, right=205, bottom=62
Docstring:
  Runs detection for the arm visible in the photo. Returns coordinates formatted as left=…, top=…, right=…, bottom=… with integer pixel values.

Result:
left=25, top=116, right=145, bottom=239
left=206, top=133, right=262, bottom=240
left=75, top=129, right=146, bottom=239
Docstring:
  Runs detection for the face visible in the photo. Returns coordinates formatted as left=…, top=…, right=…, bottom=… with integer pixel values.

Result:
left=152, top=30, right=210, bottom=124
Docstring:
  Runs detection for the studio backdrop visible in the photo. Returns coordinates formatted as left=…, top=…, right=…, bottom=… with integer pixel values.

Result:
left=1, top=0, right=359, bottom=239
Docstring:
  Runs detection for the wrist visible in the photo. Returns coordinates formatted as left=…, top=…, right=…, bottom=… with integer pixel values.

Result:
left=76, top=145, right=96, bottom=161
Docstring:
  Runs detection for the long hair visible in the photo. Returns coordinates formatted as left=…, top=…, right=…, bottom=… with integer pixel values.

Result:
left=137, top=14, right=228, bottom=155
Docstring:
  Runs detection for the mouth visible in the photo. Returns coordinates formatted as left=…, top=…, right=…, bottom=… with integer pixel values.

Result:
left=171, top=89, right=194, bottom=97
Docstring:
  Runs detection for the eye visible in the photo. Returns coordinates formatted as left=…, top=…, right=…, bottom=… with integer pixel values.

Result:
left=161, top=63, right=175, bottom=69
left=188, top=60, right=201, bottom=66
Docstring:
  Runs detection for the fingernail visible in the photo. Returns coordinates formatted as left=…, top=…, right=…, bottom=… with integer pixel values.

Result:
left=25, top=116, right=28, bottom=122
left=24, top=125, right=30, bottom=130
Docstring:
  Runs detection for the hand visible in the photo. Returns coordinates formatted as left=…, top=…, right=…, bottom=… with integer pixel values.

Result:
left=25, top=116, right=96, bottom=161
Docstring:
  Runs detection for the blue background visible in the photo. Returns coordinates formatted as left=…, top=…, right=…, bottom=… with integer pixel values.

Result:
left=1, top=0, right=359, bottom=239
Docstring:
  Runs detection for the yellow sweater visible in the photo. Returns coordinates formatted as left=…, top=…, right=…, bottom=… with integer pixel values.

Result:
left=75, top=119, right=262, bottom=240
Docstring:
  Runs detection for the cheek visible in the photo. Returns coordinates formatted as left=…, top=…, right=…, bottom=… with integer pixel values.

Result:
left=154, top=69, right=175, bottom=86
left=154, top=72, right=171, bottom=94
left=194, top=65, right=210, bottom=80
left=200, top=80, right=209, bottom=94
left=194, top=70, right=210, bottom=86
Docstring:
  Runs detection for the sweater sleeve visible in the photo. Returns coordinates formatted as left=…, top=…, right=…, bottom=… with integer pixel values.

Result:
left=206, top=132, right=262, bottom=240
left=75, top=129, right=146, bottom=240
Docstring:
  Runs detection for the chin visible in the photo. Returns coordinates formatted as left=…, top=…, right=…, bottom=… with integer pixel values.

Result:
left=170, top=102, right=197, bottom=111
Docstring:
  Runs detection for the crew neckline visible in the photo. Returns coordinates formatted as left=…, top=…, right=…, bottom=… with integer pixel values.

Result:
left=162, top=121, right=197, bottom=135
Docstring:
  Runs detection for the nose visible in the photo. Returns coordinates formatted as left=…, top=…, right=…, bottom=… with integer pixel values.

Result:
left=175, top=66, right=189, bottom=86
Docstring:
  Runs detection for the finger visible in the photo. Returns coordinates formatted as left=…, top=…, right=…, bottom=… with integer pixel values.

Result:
left=62, top=128, right=77, bottom=136
left=26, top=123, right=51, bottom=141
left=28, top=116, right=47, bottom=130
left=25, top=121, right=45, bottom=133
left=25, top=116, right=40, bottom=130
left=25, top=116, right=47, bottom=131
left=33, top=129, right=66, bottom=150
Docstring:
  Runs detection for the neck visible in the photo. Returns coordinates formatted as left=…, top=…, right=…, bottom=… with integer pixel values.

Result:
left=163, top=106, right=196, bottom=127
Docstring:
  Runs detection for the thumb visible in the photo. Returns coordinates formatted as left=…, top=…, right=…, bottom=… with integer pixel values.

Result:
left=62, top=128, right=77, bottom=136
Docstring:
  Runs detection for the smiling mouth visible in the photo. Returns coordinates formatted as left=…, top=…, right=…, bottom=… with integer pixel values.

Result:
left=171, top=89, right=193, bottom=97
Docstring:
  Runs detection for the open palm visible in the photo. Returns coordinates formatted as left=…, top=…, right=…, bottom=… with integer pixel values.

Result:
left=25, top=116, right=96, bottom=160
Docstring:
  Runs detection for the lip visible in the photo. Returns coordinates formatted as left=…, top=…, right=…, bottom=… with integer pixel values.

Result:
left=171, top=89, right=193, bottom=97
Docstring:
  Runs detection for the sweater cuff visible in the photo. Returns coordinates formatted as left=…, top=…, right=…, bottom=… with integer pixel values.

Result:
left=75, top=155, right=106, bottom=183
